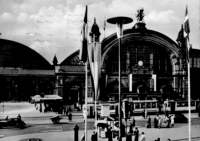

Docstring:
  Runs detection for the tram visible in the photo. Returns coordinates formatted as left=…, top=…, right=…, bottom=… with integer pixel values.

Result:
left=83, top=100, right=200, bottom=117
left=82, top=102, right=118, bottom=117
left=130, top=100, right=200, bottom=114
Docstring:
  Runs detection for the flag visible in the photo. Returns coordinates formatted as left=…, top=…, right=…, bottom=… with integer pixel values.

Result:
left=183, top=5, right=190, bottom=40
left=183, top=5, right=190, bottom=63
left=88, top=42, right=101, bottom=101
left=79, top=5, right=88, bottom=63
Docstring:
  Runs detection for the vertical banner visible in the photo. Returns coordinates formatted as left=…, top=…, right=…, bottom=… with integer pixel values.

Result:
left=152, top=74, right=157, bottom=91
left=88, top=42, right=101, bottom=101
left=129, top=74, right=132, bottom=92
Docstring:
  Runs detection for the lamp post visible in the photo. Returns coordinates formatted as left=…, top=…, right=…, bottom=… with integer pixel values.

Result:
left=107, top=16, right=133, bottom=141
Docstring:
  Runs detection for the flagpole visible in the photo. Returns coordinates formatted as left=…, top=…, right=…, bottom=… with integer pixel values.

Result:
left=93, top=35, right=98, bottom=128
left=85, top=62, right=88, bottom=141
left=187, top=45, right=191, bottom=141
left=183, top=5, right=191, bottom=141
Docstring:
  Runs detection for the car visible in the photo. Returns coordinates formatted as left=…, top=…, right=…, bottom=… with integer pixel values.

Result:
left=174, top=113, right=188, bottom=123
left=0, top=118, right=26, bottom=129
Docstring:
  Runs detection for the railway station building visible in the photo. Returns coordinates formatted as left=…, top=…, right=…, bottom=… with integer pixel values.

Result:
left=0, top=39, right=55, bottom=101
left=0, top=12, right=200, bottom=109
left=54, top=16, right=200, bottom=108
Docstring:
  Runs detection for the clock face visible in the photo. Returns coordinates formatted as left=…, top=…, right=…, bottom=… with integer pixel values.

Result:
left=138, top=61, right=143, bottom=66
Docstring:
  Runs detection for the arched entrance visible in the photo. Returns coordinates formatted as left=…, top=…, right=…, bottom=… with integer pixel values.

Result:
left=63, top=79, right=82, bottom=109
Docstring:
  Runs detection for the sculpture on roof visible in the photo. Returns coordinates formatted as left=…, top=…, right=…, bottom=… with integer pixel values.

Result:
left=136, top=7, right=145, bottom=22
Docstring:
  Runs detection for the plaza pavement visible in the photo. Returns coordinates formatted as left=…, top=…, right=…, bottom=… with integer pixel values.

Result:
left=0, top=102, right=200, bottom=141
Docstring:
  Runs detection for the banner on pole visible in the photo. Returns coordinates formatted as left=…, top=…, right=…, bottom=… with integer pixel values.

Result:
left=129, top=74, right=132, bottom=92
left=88, top=42, right=101, bottom=101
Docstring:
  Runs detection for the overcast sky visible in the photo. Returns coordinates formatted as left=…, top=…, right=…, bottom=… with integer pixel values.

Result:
left=0, top=0, right=198, bottom=64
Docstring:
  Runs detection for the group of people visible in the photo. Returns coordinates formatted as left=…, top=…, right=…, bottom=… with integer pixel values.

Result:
left=5, top=114, right=26, bottom=128
left=81, top=131, right=97, bottom=141
left=128, top=118, right=146, bottom=141
left=154, top=114, right=175, bottom=128
left=5, top=114, right=21, bottom=122
left=129, top=127, right=145, bottom=141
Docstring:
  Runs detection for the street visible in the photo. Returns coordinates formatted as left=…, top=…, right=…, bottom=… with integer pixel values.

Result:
left=1, top=102, right=200, bottom=141
left=1, top=116, right=200, bottom=139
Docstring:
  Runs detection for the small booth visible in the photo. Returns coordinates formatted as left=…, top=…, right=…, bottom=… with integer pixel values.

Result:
left=31, top=95, right=63, bottom=112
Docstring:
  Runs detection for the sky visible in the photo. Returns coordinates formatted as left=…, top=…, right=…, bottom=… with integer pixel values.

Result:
left=0, top=0, right=199, bottom=64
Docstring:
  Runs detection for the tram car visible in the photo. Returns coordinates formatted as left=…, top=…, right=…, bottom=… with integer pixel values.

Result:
left=83, top=100, right=200, bottom=117
left=130, top=100, right=200, bottom=114
left=82, top=102, right=118, bottom=118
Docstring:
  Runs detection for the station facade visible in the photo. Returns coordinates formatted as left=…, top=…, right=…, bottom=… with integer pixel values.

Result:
left=0, top=16, right=200, bottom=107
left=55, top=18, right=200, bottom=107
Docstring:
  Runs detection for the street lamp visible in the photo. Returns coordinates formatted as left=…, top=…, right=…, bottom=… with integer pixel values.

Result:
left=107, top=16, right=133, bottom=141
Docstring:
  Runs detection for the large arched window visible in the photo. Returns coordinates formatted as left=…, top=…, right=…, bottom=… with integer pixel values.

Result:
left=105, top=41, right=172, bottom=75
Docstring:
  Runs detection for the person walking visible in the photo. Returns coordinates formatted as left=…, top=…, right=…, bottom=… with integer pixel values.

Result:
left=68, top=112, right=72, bottom=121
left=147, top=116, right=151, bottom=128
left=81, top=132, right=85, bottom=141
left=139, top=132, right=145, bottom=141
left=5, top=116, right=9, bottom=121
left=142, top=109, right=145, bottom=119
left=132, top=118, right=136, bottom=127
left=134, top=127, right=139, bottom=141
left=158, top=117, right=161, bottom=128
left=154, top=115, right=158, bottom=128
left=17, top=114, right=21, bottom=121
left=91, top=131, right=97, bottom=141
left=129, top=123, right=134, bottom=134
left=170, top=114, right=175, bottom=127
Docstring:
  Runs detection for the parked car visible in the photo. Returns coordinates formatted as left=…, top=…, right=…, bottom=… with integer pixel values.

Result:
left=174, top=113, right=188, bottom=123
left=0, top=118, right=26, bottom=129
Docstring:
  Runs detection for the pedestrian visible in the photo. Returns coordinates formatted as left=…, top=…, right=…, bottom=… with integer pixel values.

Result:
left=147, top=116, right=151, bottom=128
left=134, top=127, right=139, bottom=141
left=158, top=117, right=161, bottom=128
left=16, top=114, right=22, bottom=127
left=5, top=116, right=9, bottom=121
left=167, top=115, right=171, bottom=128
left=142, top=109, right=145, bottom=119
left=68, top=112, right=72, bottom=121
left=154, top=116, right=158, bottom=128
left=198, top=103, right=200, bottom=117
left=81, top=132, right=85, bottom=141
left=139, top=132, right=145, bottom=141
left=121, top=123, right=126, bottom=137
left=170, top=115, right=175, bottom=127
left=17, top=114, right=21, bottom=121
left=107, top=127, right=112, bottom=141
left=63, top=107, right=66, bottom=116
left=164, top=99, right=169, bottom=112
left=91, top=131, right=97, bottom=141
left=132, top=117, right=136, bottom=127
left=129, top=123, right=134, bottom=134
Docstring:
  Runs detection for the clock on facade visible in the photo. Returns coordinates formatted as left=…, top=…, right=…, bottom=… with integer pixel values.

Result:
left=138, top=60, right=143, bottom=66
